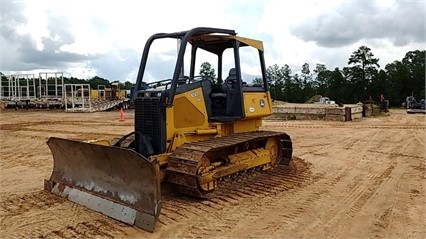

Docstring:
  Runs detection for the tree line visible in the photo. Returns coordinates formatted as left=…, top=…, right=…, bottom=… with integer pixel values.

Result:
left=61, top=76, right=134, bottom=90
left=264, top=47, right=425, bottom=106
left=1, top=46, right=424, bottom=106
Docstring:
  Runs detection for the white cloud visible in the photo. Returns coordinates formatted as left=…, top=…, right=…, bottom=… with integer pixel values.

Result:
left=258, top=0, right=425, bottom=71
left=2, top=0, right=424, bottom=81
left=66, top=63, right=98, bottom=79
left=7, top=64, right=97, bottom=80
left=376, top=0, right=396, bottom=8
left=258, top=0, right=341, bottom=69
left=39, top=0, right=233, bottom=54
left=14, top=0, right=51, bottom=51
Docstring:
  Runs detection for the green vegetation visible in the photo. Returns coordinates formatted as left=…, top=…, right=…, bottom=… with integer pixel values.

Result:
left=199, top=62, right=218, bottom=84
left=62, top=76, right=134, bottom=90
left=266, top=47, right=425, bottom=106
left=1, top=46, right=423, bottom=107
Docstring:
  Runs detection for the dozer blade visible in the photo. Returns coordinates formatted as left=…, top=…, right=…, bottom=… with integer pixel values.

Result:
left=44, top=137, right=161, bottom=232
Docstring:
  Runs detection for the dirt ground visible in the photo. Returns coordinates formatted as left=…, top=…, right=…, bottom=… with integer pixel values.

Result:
left=0, top=108, right=425, bottom=238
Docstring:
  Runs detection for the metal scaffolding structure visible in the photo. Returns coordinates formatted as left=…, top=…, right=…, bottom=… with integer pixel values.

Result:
left=0, top=74, right=36, bottom=101
left=38, top=72, right=64, bottom=100
left=0, top=72, right=65, bottom=108
left=0, top=75, right=13, bottom=101
left=1, top=71, right=130, bottom=112
left=64, top=84, right=92, bottom=112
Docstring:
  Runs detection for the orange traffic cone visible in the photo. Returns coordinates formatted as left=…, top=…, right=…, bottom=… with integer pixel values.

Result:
left=119, top=108, right=125, bottom=121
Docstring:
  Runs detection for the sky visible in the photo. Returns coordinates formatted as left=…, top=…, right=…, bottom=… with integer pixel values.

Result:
left=1, top=0, right=425, bottom=83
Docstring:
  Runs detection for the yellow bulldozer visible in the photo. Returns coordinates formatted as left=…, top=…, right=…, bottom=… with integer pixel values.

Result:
left=44, top=27, right=293, bottom=232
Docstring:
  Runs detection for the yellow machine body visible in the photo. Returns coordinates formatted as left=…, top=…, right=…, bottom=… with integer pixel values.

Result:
left=90, top=83, right=127, bottom=100
left=44, top=27, right=292, bottom=233
left=166, top=88, right=273, bottom=150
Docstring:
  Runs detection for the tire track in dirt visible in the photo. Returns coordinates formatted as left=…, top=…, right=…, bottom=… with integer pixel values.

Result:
left=344, top=162, right=396, bottom=213
left=413, top=128, right=425, bottom=146
left=322, top=126, right=416, bottom=238
left=297, top=129, right=370, bottom=159
left=367, top=149, right=424, bottom=159
left=318, top=161, right=397, bottom=239
left=1, top=121, right=132, bottom=140
left=210, top=158, right=363, bottom=238
left=0, top=191, right=65, bottom=217
left=276, top=169, right=347, bottom=229
left=369, top=124, right=425, bottom=238
left=258, top=122, right=379, bottom=236
left=272, top=121, right=408, bottom=237
left=0, top=121, right=133, bottom=148
left=345, top=140, right=415, bottom=238
left=175, top=158, right=352, bottom=238
left=0, top=121, right=133, bottom=131
left=242, top=115, right=423, bottom=238
left=260, top=160, right=364, bottom=237
left=2, top=111, right=424, bottom=238
left=157, top=157, right=313, bottom=235
left=1, top=151, right=49, bottom=169
left=368, top=165, right=404, bottom=236
left=0, top=191, right=132, bottom=238
left=38, top=218, right=128, bottom=239
left=1, top=157, right=312, bottom=238
left=263, top=121, right=426, bottom=130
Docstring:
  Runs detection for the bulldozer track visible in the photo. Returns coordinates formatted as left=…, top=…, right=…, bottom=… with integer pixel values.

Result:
left=166, top=130, right=292, bottom=197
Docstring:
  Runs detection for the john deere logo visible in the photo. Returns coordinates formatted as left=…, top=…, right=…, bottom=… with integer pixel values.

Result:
left=259, top=99, right=265, bottom=108
left=191, top=91, right=199, bottom=98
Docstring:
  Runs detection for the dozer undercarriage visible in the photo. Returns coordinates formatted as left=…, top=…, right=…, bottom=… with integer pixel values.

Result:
left=166, top=131, right=292, bottom=198
left=44, top=27, right=294, bottom=232
left=45, top=130, right=291, bottom=231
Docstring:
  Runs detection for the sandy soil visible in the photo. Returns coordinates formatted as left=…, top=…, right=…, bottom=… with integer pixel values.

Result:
left=0, top=108, right=425, bottom=238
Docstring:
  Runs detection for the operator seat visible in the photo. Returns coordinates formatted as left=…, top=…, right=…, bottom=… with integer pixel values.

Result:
left=225, top=68, right=237, bottom=85
left=209, top=68, right=244, bottom=122
left=224, top=68, right=238, bottom=116
left=210, top=68, right=237, bottom=99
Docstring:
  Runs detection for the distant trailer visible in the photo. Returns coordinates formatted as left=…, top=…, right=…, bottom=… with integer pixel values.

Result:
left=1, top=72, right=131, bottom=112
left=91, top=99, right=131, bottom=112
left=64, top=83, right=131, bottom=112
left=64, top=84, right=92, bottom=112
left=1, top=74, right=37, bottom=101
left=1, top=72, right=66, bottom=109
left=407, top=108, right=426, bottom=114
left=0, top=74, right=37, bottom=109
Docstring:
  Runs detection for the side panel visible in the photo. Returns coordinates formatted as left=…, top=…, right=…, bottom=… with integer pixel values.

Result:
left=173, top=94, right=206, bottom=128
left=233, top=119, right=263, bottom=133
left=166, top=86, right=211, bottom=139
left=242, top=91, right=273, bottom=119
